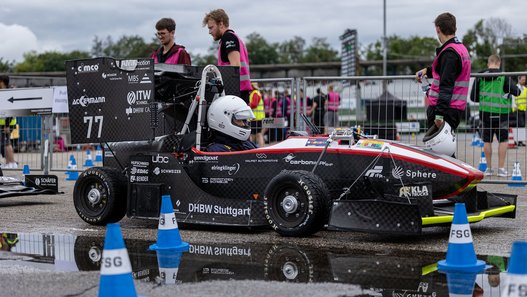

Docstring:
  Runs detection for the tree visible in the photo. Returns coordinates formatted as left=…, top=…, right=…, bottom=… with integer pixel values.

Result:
left=0, top=58, right=15, bottom=73
left=278, top=36, right=306, bottom=64
left=363, top=35, right=438, bottom=75
left=15, top=50, right=90, bottom=72
left=302, top=37, right=339, bottom=63
left=91, top=35, right=157, bottom=59
left=191, top=42, right=217, bottom=66
left=460, top=18, right=527, bottom=71
left=462, top=19, right=497, bottom=71
left=245, top=32, right=279, bottom=65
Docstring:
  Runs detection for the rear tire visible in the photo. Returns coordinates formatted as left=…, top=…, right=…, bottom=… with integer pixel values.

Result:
left=264, top=170, right=330, bottom=237
left=73, top=167, right=127, bottom=225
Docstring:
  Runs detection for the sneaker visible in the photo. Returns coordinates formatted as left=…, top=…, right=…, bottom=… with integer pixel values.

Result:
left=484, top=168, right=494, bottom=176
left=497, top=168, right=509, bottom=177
left=0, top=162, right=18, bottom=169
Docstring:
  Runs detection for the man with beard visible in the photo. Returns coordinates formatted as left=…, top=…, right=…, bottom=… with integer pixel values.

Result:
left=203, top=9, right=252, bottom=104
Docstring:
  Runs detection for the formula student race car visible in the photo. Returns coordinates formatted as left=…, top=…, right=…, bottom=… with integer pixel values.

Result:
left=70, top=62, right=517, bottom=237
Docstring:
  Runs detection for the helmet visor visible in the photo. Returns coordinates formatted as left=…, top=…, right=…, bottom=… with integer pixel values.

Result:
left=233, top=109, right=255, bottom=120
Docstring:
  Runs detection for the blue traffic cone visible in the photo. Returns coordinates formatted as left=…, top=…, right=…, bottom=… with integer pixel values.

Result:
left=66, top=156, right=79, bottom=181
left=508, top=162, right=525, bottom=187
left=471, top=133, right=483, bottom=147
left=503, top=241, right=527, bottom=297
left=22, top=164, right=30, bottom=185
left=149, top=195, right=189, bottom=251
left=437, top=203, right=486, bottom=273
left=22, top=164, right=30, bottom=175
left=95, top=145, right=103, bottom=162
left=443, top=271, right=478, bottom=297
left=477, top=151, right=487, bottom=172
left=156, top=250, right=185, bottom=285
left=98, top=223, right=138, bottom=297
left=83, top=149, right=94, bottom=167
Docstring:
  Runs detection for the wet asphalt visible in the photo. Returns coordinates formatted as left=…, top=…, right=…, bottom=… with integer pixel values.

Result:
left=0, top=172, right=525, bottom=296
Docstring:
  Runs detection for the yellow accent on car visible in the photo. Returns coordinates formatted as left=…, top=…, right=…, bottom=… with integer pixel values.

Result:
left=422, top=205, right=516, bottom=225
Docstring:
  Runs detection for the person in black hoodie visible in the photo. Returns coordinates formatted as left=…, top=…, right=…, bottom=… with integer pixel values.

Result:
left=470, top=54, right=521, bottom=177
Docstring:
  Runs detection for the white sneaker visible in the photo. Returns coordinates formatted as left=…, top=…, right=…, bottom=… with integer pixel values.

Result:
left=1, top=162, right=18, bottom=169
left=484, top=168, right=494, bottom=176
left=497, top=168, right=509, bottom=177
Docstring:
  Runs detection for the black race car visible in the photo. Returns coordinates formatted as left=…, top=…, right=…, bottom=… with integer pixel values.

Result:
left=70, top=63, right=517, bottom=237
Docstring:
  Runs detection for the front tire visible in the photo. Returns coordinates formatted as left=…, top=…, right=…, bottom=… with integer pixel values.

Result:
left=73, top=167, right=127, bottom=225
left=264, top=170, right=330, bottom=237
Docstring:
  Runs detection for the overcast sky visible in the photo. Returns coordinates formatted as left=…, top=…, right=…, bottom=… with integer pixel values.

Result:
left=1, top=0, right=525, bottom=63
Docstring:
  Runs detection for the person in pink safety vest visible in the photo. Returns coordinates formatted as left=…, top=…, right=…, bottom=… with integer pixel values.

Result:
left=203, top=9, right=252, bottom=104
left=151, top=18, right=191, bottom=65
left=415, top=12, right=470, bottom=132
left=324, top=84, right=340, bottom=134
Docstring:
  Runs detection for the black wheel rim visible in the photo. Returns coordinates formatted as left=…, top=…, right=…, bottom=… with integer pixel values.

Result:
left=78, top=176, right=108, bottom=217
left=270, top=184, right=309, bottom=228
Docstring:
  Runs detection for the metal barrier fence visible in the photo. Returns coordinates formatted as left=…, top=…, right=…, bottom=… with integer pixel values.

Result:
left=2, top=72, right=526, bottom=185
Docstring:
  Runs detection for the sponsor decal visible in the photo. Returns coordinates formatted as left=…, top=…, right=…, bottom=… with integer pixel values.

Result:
left=101, top=72, right=119, bottom=80
left=283, top=153, right=333, bottom=167
left=72, top=95, right=106, bottom=107
left=152, top=154, right=169, bottom=164
left=192, top=155, right=219, bottom=163
left=405, top=168, right=437, bottom=179
left=130, top=175, right=149, bottom=182
left=127, top=90, right=151, bottom=105
left=211, top=163, right=240, bottom=175
left=244, top=158, right=278, bottom=163
left=140, top=73, right=152, bottom=84
left=125, top=105, right=150, bottom=116
left=35, top=176, right=57, bottom=186
left=357, top=140, right=384, bottom=149
left=365, top=165, right=383, bottom=178
left=256, top=153, right=267, bottom=159
left=393, top=166, right=437, bottom=179
left=392, top=166, right=404, bottom=179
left=76, top=63, right=99, bottom=73
left=153, top=167, right=181, bottom=175
left=201, top=177, right=235, bottom=184
left=188, top=203, right=250, bottom=217
left=127, top=74, right=140, bottom=84
left=189, top=244, right=251, bottom=257
left=306, top=138, right=327, bottom=146
left=130, top=167, right=148, bottom=175
left=119, top=59, right=151, bottom=71
left=398, top=185, right=430, bottom=198
left=130, top=160, right=149, bottom=167
left=365, top=165, right=438, bottom=180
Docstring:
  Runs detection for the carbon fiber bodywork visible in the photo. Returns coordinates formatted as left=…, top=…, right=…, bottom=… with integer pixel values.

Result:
left=99, top=133, right=517, bottom=232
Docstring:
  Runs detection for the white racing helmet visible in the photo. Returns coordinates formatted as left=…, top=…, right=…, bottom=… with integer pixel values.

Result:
left=422, top=121, right=456, bottom=156
left=207, top=95, right=255, bottom=141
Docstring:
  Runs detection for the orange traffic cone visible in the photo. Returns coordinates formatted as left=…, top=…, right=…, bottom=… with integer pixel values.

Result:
left=508, top=128, right=517, bottom=149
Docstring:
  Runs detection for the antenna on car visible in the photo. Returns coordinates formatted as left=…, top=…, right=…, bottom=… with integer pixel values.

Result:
left=300, top=113, right=321, bottom=135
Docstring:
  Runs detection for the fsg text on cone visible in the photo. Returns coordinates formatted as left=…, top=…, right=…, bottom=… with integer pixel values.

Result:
left=443, top=271, right=479, bottom=297
left=149, top=195, right=189, bottom=251
left=98, top=223, right=141, bottom=297
left=437, top=203, right=486, bottom=273
left=503, top=241, right=527, bottom=297
left=156, top=249, right=185, bottom=285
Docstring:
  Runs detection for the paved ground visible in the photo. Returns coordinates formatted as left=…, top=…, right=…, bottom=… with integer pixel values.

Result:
left=0, top=133, right=525, bottom=297
left=0, top=169, right=525, bottom=296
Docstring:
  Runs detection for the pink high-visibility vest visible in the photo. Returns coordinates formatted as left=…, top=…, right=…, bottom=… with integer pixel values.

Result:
left=217, top=31, right=252, bottom=91
left=428, top=42, right=471, bottom=111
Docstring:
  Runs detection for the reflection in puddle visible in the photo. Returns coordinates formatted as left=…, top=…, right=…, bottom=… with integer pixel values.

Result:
left=0, top=232, right=509, bottom=296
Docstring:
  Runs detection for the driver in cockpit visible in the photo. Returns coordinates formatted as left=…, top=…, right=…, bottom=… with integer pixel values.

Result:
left=206, top=95, right=258, bottom=152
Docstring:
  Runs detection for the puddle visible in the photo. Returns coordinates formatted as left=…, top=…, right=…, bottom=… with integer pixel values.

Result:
left=0, top=231, right=509, bottom=296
